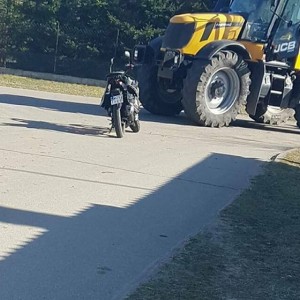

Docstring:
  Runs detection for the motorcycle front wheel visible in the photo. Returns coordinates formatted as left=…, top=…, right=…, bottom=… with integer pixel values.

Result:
left=112, top=105, right=124, bottom=138
left=130, top=119, right=140, bottom=133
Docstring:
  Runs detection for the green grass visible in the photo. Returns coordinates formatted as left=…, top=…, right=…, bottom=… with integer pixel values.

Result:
left=128, top=150, right=300, bottom=300
left=280, top=149, right=300, bottom=167
left=0, top=74, right=104, bottom=98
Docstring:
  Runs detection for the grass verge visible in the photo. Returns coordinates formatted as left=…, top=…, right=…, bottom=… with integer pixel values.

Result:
left=128, top=150, right=300, bottom=300
left=0, top=74, right=104, bottom=98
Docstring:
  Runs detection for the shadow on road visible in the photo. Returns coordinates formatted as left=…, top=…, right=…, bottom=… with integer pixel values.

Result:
left=139, top=110, right=195, bottom=126
left=0, top=93, right=190, bottom=125
left=0, top=94, right=105, bottom=116
left=141, top=110, right=299, bottom=135
left=233, top=119, right=299, bottom=135
left=0, top=93, right=298, bottom=134
left=2, top=118, right=110, bottom=137
left=0, top=153, right=264, bottom=300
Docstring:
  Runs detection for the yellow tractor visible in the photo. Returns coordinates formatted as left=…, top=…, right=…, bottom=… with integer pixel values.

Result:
left=134, top=0, right=300, bottom=128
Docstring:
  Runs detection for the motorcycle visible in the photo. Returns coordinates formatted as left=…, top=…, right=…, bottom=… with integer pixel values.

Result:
left=101, top=51, right=140, bottom=138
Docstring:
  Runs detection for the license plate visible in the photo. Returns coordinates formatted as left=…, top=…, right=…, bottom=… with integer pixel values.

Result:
left=111, top=94, right=123, bottom=105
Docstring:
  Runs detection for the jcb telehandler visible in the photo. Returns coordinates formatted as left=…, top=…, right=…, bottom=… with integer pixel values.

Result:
left=134, top=0, right=300, bottom=128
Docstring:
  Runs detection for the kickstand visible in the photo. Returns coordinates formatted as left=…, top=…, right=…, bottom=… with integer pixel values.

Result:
left=109, top=121, right=114, bottom=133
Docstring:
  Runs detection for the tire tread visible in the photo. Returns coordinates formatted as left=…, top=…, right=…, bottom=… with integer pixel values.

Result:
left=182, top=50, right=251, bottom=127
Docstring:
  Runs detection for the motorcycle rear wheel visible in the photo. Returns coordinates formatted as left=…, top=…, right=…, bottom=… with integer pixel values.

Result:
left=112, top=105, right=124, bottom=138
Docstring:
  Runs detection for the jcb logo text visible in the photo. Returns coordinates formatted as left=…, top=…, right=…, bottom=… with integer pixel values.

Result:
left=274, top=41, right=296, bottom=53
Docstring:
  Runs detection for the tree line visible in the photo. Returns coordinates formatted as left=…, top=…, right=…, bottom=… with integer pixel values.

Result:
left=0, top=0, right=215, bottom=78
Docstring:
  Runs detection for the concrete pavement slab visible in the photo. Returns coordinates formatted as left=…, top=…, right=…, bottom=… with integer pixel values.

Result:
left=0, top=87, right=299, bottom=299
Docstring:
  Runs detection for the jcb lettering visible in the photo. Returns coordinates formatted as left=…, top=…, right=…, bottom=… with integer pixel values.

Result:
left=274, top=41, right=296, bottom=53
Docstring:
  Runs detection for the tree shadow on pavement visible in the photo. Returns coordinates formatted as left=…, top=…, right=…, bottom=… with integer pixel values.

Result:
left=0, top=94, right=105, bottom=116
left=0, top=93, right=298, bottom=134
left=0, top=93, right=189, bottom=125
left=0, top=153, right=264, bottom=300
left=2, top=118, right=110, bottom=137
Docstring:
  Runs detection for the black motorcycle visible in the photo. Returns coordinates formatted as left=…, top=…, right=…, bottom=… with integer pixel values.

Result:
left=101, top=51, right=140, bottom=138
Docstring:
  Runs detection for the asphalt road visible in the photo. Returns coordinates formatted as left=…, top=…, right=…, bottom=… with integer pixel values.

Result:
left=0, top=87, right=299, bottom=300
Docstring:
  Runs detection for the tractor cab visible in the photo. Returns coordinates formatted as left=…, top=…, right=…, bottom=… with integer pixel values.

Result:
left=270, top=0, right=300, bottom=67
left=228, top=0, right=275, bottom=43
left=216, top=0, right=300, bottom=67
left=216, top=0, right=274, bottom=41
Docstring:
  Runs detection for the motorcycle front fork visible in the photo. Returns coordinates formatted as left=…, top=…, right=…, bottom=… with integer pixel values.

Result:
left=108, top=103, right=138, bottom=132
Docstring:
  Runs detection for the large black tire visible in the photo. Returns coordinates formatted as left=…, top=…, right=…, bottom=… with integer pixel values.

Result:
left=249, top=103, right=294, bottom=125
left=295, top=105, right=300, bottom=128
left=112, top=105, right=124, bottom=138
left=137, top=37, right=183, bottom=116
left=182, top=51, right=251, bottom=127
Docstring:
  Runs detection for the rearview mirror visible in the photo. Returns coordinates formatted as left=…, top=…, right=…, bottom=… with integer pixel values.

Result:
left=271, top=0, right=278, bottom=9
left=110, top=58, right=114, bottom=73
left=125, top=51, right=130, bottom=58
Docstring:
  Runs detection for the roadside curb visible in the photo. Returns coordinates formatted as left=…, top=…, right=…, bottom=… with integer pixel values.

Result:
left=0, top=67, right=106, bottom=87
left=275, top=148, right=300, bottom=162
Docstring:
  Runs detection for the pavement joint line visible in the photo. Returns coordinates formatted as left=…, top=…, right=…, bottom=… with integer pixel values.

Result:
left=1, top=165, right=240, bottom=191
left=175, top=177, right=240, bottom=191
left=0, top=148, right=240, bottom=190
left=1, top=167, right=154, bottom=192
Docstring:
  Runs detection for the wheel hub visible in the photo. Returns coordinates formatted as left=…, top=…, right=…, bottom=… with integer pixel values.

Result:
left=205, top=67, right=240, bottom=114
left=209, top=80, right=227, bottom=108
